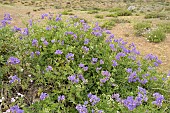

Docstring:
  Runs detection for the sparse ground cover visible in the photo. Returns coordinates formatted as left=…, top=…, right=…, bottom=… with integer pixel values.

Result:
left=0, top=0, right=170, bottom=113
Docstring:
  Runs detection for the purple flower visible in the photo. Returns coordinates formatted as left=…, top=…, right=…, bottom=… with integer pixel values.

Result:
left=112, top=93, right=122, bottom=102
left=65, top=31, right=74, bottom=35
left=76, top=104, right=88, bottom=113
left=66, top=53, right=74, bottom=60
left=112, top=60, right=118, bottom=67
left=22, top=28, right=29, bottom=35
left=105, top=30, right=111, bottom=34
left=32, top=39, right=38, bottom=46
left=82, top=46, right=89, bottom=53
left=35, top=51, right=40, bottom=55
left=41, top=13, right=48, bottom=19
left=126, top=68, right=132, bottom=73
left=109, top=44, right=116, bottom=51
left=79, top=63, right=84, bottom=68
left=29, top=19, right=33, bottom=26
left=100, top=78, right=108, bottom=84
left=123, top=96, right=137, bottom=111
left=154, top=62, right=159, bottom=67
left=46, top=26, right=51, bottom=31
left=13, top=26, right=21, bottom=32
left=101, top=70, right=111, bottom=77
left=83, top=66, right=88, bottom=71
left=100, top=59, right=104, bottom=64
left=55, top=50, right=63, bottom=55
left=152, top=93, right=164, bottom=107
left=115, top=52, right=126, bottom=60
left=51, top=39, right=55, bottom=43
left=4, top=13, right=12, bottom=21
left=7, top=57, right=20, bottom=65
left=10, top=105, right=24, bottom=113
left=68, top=74, right=79, bottom=84
left=128, top=71, right=140, bottom=83
left=92, top=58, right=98, bottom=63
left=9, top=75, right=21, bottom=83
left=96, top=67, right=102, bottom=72
left=30, top=52, right=34, bottom=58
left=84, top=38, right=89, bottom=45
left=40, top=92, right=48, bottom=100
left=43, top=40, right=49, bottom=46
left=78, top=74, right=86, bottom=82
left=46, top=66, right=53, bottom=71
left=138, top=87, right=147, bottom=95
left=56, top=14, right=62, bottom=21
left=88, top=93, right=100, bottom=106
left=98, top=110, right=103, bottom=113
left=84, top=101, right=88, bottom=105
left=58, top=95, right=65, bottom=102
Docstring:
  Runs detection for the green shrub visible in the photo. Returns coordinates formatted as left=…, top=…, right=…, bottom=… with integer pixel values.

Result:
left=116, top=10, right=132, bottom=16
left=61, top=10, right=74, bottom=15
left=158, top=22, right=170, bottom=33
left=147, top=29, right=166, bottom=43
left=145, top=12, right=167, bottom=19
left=106, top=13, right=118, bottom=17
left=101, top=20, right=115, bottom=29
left=112, top=18, right=131, bottom=23
left=134, top=22, right=152, bottom=36
left=95, top=15, right=104, bottom=19
left=109, top=7, right=122, bottom=12
left=87, top=10, right=99, bottom=14
left=0, top=14, right=170, bottom=113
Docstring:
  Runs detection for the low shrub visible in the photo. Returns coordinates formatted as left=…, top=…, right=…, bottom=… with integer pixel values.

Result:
left=158, top=22, right=170, bottom=33
left=145, top=12, right=167, bottom=19
left=109, top=8, right=122, bottom=12
left=106, top=13, right=118, bottom=17
left=61, top=10, right=74, bottom=15
left=147, top=29, right=166, bottom=43
left=95, top=15, right=104, bottom=19
left=112, top=18, right=131, bottom=23
left=116, top=10, right=132, bottom=16
left=134, top=22, right=152, bottom=36
left=0, top=13, right=170, bottom=113
left=101, top=20, right=115, bottom=30
left=87, top=10, right=99, bottom=14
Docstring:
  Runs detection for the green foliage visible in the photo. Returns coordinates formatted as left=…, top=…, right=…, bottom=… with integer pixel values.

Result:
left=111, top=18, right=131, bottom=23
left=116, top=10, right=132, bottom=16
left=145, top=12, right=167, bottom=19
left=158, top=22, right=170, bottom=33
left=0, top=14, right=170, bottom=113
left=95, top=15, right=104, bottom=19
left=134, top=22, right=152, bottom=36
left=87, top=10, right=99, bottom=14
left=147, top=29, right=166, bottom=43
left=101, top=20, right=115, bottom=30
left=109, top=8, right=122, bottom=12
left=106, top=13, right=118, bottom=17
left=61, top=10, right=74, bottom=15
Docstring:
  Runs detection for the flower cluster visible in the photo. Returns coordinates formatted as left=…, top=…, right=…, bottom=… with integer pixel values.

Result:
left=152, top=93, right=164, bottom=107
left=58, top=95, right=65, bottom=102
left=9, top=75, right=21, bottom=83
left=88, top=93, right=100, bottom=106
left=7, top=57, right=20, bottom=65
left=9, top=105, right=24, bottom=113
left=100, top=70, right=111, bottom=84
left=40, top=92, right=48, bottom=100
left=76, top=104, right=88, bottom=113
left=68, top=74, right=86, bottom=84
left=79, top=63, right=88, bottom=71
